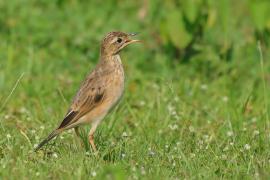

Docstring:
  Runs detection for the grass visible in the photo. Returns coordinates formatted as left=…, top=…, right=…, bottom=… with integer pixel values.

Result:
left=1, top=1, right=270, bottom=179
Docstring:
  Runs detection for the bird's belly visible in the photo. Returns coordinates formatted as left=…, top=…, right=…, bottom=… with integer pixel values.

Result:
left=78, top=76, right=124, bottom=125
left=108, top=70, right=125, bottom=106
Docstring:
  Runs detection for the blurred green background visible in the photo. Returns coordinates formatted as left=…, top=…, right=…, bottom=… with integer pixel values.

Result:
left=1, top=0, right=270, bottom=179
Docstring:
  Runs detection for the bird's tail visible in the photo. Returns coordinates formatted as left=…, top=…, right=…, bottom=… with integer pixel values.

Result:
left=34, top=130, right=60, bottom=151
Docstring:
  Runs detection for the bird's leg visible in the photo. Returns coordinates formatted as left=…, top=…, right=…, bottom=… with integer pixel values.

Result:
left=88, top=120, right=100, bottom=152
left=88, top=133, right=97, bottom=152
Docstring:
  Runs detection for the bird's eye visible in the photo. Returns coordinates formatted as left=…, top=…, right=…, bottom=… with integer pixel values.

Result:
left=117, top=38, right=122, bottom=43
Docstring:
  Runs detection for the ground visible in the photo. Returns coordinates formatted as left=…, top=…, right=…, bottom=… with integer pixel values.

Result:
left=0, top=1, right=270, bottom=179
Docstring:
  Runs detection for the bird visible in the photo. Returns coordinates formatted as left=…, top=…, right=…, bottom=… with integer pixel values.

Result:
left=34, top=31, right=140, bottom=152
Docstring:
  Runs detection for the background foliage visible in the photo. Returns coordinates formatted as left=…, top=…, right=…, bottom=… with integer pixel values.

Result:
left=0, top=0, right=270, bottom=179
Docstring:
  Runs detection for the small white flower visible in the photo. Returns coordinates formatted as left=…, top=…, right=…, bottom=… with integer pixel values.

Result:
left=221, top=154, right=227, bottom=160
left=244, top=144, right=251, bottom=150
left=121, top=153, right=126, bottom=158
left=139, top=101, right=145, bottom=106
left=167, top=104, right=175, bottom=113
left=165, top=145, right=169, bottom=149
left=132, top=166, right=136, bottom=171
left=230, top=142, right=234, bottom=146
left=6, top=134, right=11, bottom=139
left=253, top=130, right=260, bottom=136
left=190, top=153, right=196, bottom=158
left=91, top=171, right=97, bottom=177
left=122, top=132, right=128, bottom=137
left=251, top=117, right=257, bottom=123
left=40, top=126, right=45, bottom=130
left=227, top=131, right=233, bottom=137
left=203, top=134, right=209, bottom=140
left=223, top=146, right=229, bottom=152
left=52, top=153, right=58, bottom=158
left=148, top=148, right=155, bottom=156
left=33, top=144, right=38, bottom=148
left=200, top=84, right=208, bottom=90
left=171, top=111, right=177, bottom=116
left=85, top=151, right=90, bottom=156
left=4, top=115, right=10, bottom=119
left=198, top=140, right=203, bottom=145
left=222, top=96, right=228, bottom=102
left=19, top=107, right=27, bottom=113
left=168, top=124, right=178, bottom=130
left=149, top=150, right=155, bottom=156
left=189, top=126, right=195, bottom=133
left=111, top=141, right=116, bottom=146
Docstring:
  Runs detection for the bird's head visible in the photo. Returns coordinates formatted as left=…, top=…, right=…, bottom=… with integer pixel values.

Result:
left=100, top=31, right=140, bottom=56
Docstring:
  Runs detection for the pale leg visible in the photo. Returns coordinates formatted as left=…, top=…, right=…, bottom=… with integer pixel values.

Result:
left=89, top=133, right=97, bottom=152
left=88, top=118, right=102, bottom=152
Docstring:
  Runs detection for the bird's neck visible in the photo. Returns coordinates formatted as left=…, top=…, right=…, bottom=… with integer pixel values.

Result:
left=100, top=54, right=122, bottom=65
left=112, top=54, right=122, bottom=64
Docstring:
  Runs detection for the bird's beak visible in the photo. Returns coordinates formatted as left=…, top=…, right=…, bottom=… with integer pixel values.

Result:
left=125, top=39, right=141, bottom=45
left=125, top=33, right=142, bottom=46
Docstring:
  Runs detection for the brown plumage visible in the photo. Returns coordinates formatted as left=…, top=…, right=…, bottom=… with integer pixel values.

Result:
left=35, top=31, right=140, bottom=152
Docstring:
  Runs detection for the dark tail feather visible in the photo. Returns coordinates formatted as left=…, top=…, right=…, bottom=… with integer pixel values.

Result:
left=34, top=130, right=60, bottom=151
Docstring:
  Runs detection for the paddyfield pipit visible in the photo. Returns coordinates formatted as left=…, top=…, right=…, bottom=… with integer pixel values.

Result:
left=35, top=31, right=140, bottom=152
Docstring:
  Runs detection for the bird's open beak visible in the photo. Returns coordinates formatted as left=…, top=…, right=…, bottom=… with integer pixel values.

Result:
left=125, top=39, right=141, bottom=45
left=125, top=32, right=141, bottom=45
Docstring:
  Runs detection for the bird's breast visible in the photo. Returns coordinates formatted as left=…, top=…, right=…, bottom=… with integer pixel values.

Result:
left=104, top=58, right=124, bottom=108
left=110, top=64, right=125, bottom=103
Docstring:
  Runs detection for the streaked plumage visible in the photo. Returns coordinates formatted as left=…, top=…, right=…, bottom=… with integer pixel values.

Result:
left=35, top=31, right=140, bottom=151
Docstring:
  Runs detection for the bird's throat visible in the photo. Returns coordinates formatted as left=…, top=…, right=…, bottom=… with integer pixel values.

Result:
left=112, top=54, right=122, bottom=64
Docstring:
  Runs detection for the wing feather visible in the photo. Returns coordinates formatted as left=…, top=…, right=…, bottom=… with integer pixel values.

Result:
left=58, top=110, right=78, bottom=129
left=56, top=70, right=106, bottom=130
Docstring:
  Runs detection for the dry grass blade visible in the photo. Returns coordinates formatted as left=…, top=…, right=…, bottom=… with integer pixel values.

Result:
left=0, top=72, right=25, bottom=113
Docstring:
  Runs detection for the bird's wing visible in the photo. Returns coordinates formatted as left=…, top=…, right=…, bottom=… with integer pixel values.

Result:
left=57, top=70, right=106, bottom=130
